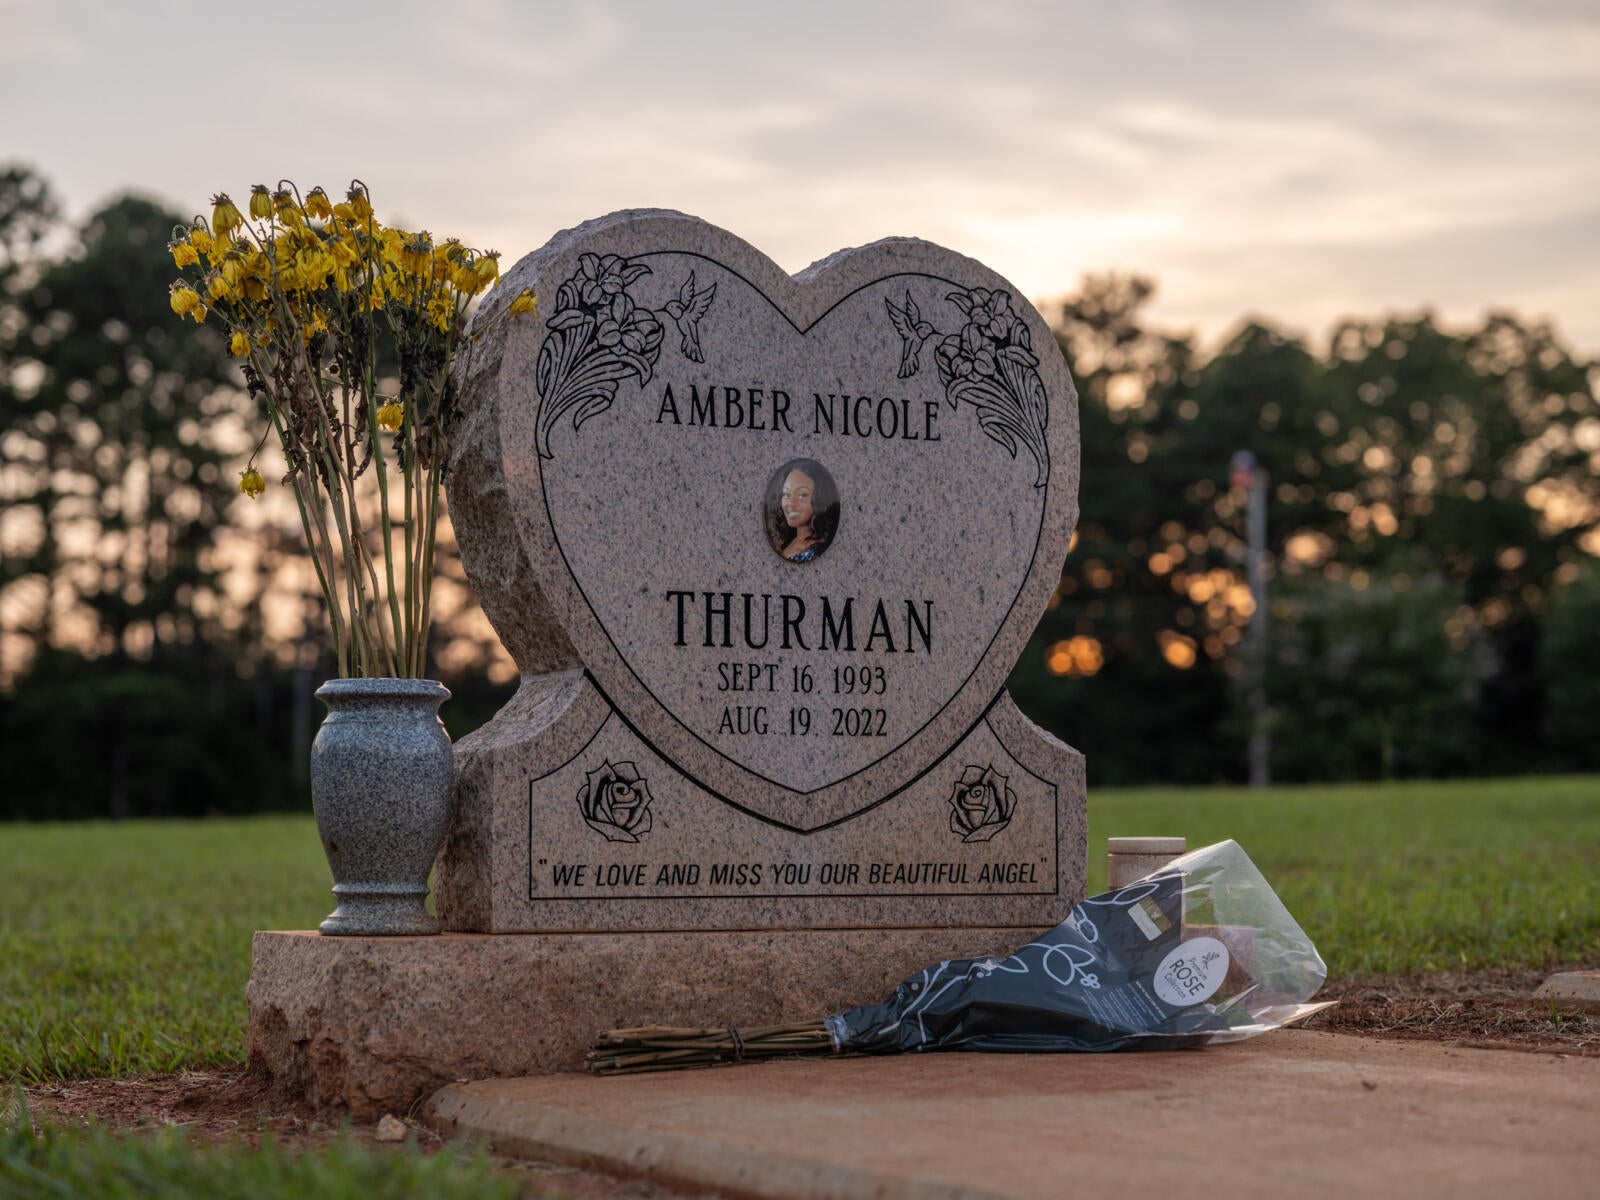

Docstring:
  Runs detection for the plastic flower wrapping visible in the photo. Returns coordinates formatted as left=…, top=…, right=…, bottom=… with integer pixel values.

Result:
left=590, top=841, right=1332, bottom=1073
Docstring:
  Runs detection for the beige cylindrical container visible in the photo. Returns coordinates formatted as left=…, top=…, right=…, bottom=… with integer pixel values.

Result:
left=1106, top=836, right=1187, bottom=890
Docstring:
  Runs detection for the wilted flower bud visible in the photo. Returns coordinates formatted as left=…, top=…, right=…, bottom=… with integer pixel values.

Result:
left=273, top=188, right=304, bottom=227
left=376, top=402, right=404, bottom=433
left=400, top=234, right=432, bottom=276
left=303, top=187, right=333, bottom=220
left=211, top=193, right=244, bottom=235
left=509, top=289, right=538, bottom=317
left=346, top=184, right=374, bottom=222
left=169, top=282, right=201, bottom=316
left=171, top=240, right=199, bottom=268
left=238, top=467, right=266, bottom=498
left=229, top=331, right=250, bottom=356
left=248, top=185, right=273, bottom=220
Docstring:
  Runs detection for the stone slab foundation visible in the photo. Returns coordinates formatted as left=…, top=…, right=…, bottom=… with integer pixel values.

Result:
left=247, top=927, right=1032, bottom=1118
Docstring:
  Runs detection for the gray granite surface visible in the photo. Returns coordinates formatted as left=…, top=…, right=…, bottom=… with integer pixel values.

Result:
left=441, top=211, right=1084, bottom=931
left=249, top=926, right=1049, bottom=1117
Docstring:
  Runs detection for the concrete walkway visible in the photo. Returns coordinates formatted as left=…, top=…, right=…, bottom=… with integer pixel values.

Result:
left=424, top=1030, right=1598, bottom=1199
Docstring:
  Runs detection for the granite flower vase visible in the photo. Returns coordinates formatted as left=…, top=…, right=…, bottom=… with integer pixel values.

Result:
left=310, top=678, right=453, bottom=936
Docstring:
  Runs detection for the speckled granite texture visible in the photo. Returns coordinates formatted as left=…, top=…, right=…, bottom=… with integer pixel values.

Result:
left=248, top=927, right=1041, bottom=1117
left=310, top=679, right=454, bottom=935
left=437, top=211, right=1085, bottom=931
left=439, top=672, right=1085, bottom=931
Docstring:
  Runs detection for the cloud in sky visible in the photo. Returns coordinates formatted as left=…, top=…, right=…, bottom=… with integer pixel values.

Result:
left=3, top=0, right=1596, bottom=351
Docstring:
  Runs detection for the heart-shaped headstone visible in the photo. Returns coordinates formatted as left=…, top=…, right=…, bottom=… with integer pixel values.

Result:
left=449, top=211, right=1077, bottom=833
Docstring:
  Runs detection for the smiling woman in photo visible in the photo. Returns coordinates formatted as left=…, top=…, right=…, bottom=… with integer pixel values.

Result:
left=765, top=458, right=840, bottom=563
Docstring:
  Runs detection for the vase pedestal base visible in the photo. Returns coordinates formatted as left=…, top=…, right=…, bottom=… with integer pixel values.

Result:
left=318, top=884, right=440, bottom=937
left=247, top=926, right=1037, bottom=1118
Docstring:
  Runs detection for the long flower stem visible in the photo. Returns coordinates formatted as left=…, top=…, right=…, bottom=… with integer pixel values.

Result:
left=268, top=402, right=348, bottom=668
left=403, top=394, right=418, bottom=675
left=415, top=459, right=442, bottom=677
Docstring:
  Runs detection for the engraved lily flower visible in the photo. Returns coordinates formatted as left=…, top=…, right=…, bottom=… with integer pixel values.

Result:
left=593, top=292, right=636, bottom=347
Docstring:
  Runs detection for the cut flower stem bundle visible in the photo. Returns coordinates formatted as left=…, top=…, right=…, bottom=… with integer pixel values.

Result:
left=589, top=1022, right=834, bottom=1075
left=588, top=841, right=1332, bottom=1075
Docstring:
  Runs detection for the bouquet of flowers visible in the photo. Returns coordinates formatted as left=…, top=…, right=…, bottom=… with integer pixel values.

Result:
left=167, top=181, right=536, bottom=678
left=590, top=840, right=1331, bottom=1073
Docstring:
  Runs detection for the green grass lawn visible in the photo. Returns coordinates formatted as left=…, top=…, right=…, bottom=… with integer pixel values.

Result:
left=0, top=1097, right=520, bottom=1200
left=2, top=777, right=1597, bottom=1085
left=1088, top=776, right=1599, bottom=977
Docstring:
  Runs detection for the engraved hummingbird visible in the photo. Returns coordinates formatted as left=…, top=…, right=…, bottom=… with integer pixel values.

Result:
left=664, top=272, right=717, bottom=363
left=885, top=290, right=936, bottom=378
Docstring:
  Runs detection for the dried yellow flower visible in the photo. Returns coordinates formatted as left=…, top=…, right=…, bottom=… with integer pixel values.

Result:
left=304, top=187, right=333, bottom=220
left=211, top=193, right=243, bottom=235
left=273, top=189, right=304, bottom=228
left=451, top=261, right=481, bottom=293
left=376, top=402, right=404, bottom=433
left=171, top=240, right=199, bottom=268
left=508, top=289, right=538, bottom=317
left=169, top=282, right=201, bottom=316
left=248, top=185, right=273, bottom=220
left=346, top=185, right=373, bottom=221
left=328, top=236, right=360, bottom=269
left=238, top=467, right=266, bottom=498
left=400, top=233, right=432, bottom=277
left=230, top=331, right=250, bottom=356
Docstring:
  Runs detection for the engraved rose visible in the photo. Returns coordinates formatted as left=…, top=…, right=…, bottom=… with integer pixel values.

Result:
left=578, top=759, right=654, bottom=843
left=947, top=764, right=1016, bottom=842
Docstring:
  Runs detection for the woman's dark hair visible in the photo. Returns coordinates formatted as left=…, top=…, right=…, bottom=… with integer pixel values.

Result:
left=765, top=458, right=840, bottom=556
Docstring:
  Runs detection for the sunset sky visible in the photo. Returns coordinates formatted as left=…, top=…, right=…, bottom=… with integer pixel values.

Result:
left=4, top=0, right=1597, bottom=354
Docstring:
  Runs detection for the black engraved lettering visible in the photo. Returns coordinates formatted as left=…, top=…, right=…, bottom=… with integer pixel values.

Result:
left=743, top=592, right=772, bottom=649
left=705, top=590, right=733, bottom=648
left=780, top=593, right=809, bottom=650
left=905, top=599, right=933, bottom=655
left=689, top=384, right=715, bottom=426
left=865, top=599, right=897, bottom=653
left=819, top=596, right=855, bottom=651
left=667, top=589, right=693, bottom=646
left=656, top=383, right=682, bottom=424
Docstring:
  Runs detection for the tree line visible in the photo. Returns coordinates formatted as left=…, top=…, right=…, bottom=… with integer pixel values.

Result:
left=2, top=167, right=1597, bottom=817
left=1012, top=277, right=1600, bottom=783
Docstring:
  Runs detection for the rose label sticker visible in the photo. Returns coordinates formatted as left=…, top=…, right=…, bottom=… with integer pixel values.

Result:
left=1153, top=936, right=1230, bottom=1007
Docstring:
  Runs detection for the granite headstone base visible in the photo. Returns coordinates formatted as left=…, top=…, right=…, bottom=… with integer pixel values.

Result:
left=437, top=672, right=1086, bottom=932
left=246, top=927, right=1045, bottom=1118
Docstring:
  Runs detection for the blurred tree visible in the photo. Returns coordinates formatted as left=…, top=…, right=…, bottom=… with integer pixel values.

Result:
left=1015, top=278, right=1597, bottom=785
left=1539, top=562, right=1600, bottom=771
left=0, top=182, right=297, bottom=816
left=1321, top=313, right=1598, bottom=771
left=0, top=164, right=64, bottom=676
left=1013, top=280, right=1345, bottom=784
left=1264, top=566, right=1490, bottom=781
left=3, top=193, right=244, bottom=666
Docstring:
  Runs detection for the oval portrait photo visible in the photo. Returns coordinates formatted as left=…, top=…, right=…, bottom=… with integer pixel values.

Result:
left=764, top=458, right=840, bottom=564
